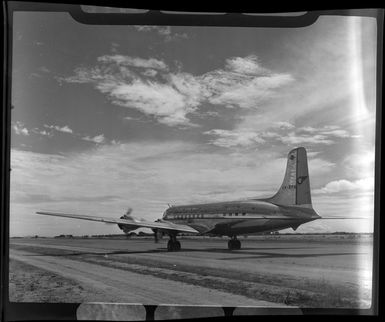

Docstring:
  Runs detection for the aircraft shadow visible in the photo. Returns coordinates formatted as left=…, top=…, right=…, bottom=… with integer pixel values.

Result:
left=22, top=247, right=363, bottom=261
left=22, top=249, right=167, bottom=257
left=215, top=251, right=365, bottom=260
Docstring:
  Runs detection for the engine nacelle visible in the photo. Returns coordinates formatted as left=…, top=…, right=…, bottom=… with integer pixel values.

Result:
left=118, top=215, right=137, bottom=234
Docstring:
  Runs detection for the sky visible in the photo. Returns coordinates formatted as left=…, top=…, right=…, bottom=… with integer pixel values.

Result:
left=9, top=11, right=377, bottom=236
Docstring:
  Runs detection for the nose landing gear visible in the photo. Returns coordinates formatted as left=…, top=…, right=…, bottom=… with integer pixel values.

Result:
left=167, top=234, right=181, bottom=251
left=228, top=236, right=241, bottom=250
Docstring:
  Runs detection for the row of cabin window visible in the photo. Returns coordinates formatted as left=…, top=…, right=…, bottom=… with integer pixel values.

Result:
left=170, top=213, right=247, bottom=219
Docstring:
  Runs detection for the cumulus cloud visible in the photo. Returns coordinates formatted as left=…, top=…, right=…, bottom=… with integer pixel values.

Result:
left=18, top=122, right=111, bottom=146
left=314, top=177, right=374, bottom=194
left=44, top=124, right=73, bottom=134
left=225, top=55, right=269, bottom=75
left=59, top=54, right=294, bottom=127
left=82, top=134, right=105, bottom=144
left=12, top=122, right=29, bottom=136
left=38, top=130, right=52, bottom=137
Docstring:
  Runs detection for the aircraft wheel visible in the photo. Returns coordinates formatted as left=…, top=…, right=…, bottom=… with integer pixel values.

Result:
left=167, top=240, right=181, bottom=251
left=235, top=240, right=241, bottom=250
left=228, top=240, right=234, bottom=250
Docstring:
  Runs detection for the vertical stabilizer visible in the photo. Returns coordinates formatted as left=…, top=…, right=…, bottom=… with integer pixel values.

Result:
left=268, top=147, right=312, bottom=207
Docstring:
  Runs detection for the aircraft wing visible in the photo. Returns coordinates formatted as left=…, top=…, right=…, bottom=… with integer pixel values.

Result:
left=36, top=211, right=199, bottom=234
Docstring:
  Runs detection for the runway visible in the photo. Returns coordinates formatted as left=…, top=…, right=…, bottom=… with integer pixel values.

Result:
left=9, top=235, right=373, bottom=308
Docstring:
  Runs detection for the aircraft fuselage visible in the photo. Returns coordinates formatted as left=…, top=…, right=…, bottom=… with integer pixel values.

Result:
left=160, top=199, right=320, bottom=236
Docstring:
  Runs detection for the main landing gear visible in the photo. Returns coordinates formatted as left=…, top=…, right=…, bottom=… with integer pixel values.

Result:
left=228, top=236, right=241, bottom=250
left=167, top=234, right=181, bottom=252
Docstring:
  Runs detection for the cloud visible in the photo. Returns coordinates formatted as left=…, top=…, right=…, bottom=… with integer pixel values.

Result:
left=276, top=125, right=356, bottom=146
left=59, top=55, right=293, bottom=127
left=107, top=78, right=201, bottom=127
left=225, top=55, right=269, bottom=75
left=11, top=192, right=119, bottom=204
left=204, top=129, right=265, bottom=148
left=280, top=133, right=335, bottom=145
left=12, top=122, right=29, bottom=136
left=205, top=123, right=355, bottom=149
left=298, top=125, right=351, bottom=138
left=82, top=134, right=105, bottom=144
left=16, top=122, right=110, bottom=146
left=134, top=26, right=188, bottom=41
left=141, top=69, right=158, bottom=77
left=44, top=124, right=73, bottom=134
left=274, top=121, right=295, bottom=129
left=38, top=130, right=52, bottom=137
left=39, top=66, right=50, bottom=73
left=98, top=55, right=168, bottom=70
left=202, top=56, right=294, bottom=109
left=314, top=177, right=374, bottom=194
left=10, top=140, right=350, bottom=236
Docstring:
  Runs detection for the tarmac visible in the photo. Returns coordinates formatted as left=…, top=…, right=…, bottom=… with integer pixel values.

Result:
left=9, top=235, right=373, bottom=310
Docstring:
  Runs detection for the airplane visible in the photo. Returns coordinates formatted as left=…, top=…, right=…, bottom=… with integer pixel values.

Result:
left=36, top=147, right=357, bottom=251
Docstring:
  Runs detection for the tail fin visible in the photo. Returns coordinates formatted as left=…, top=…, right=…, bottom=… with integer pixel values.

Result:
left=268, top=147, right=312, bottom=207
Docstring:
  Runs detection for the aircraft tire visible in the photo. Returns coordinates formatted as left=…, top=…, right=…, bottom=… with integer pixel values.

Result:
left=235, top=240, right=241, bottom=249
left=228, top=240, right=234, bottom=250
left=167, top=240, right=181, bottom=251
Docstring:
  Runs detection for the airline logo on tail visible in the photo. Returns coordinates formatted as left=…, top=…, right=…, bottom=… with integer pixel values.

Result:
left=297, top=176, right=308, bottom=184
